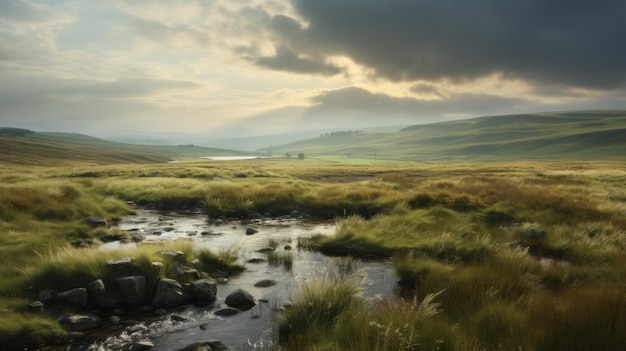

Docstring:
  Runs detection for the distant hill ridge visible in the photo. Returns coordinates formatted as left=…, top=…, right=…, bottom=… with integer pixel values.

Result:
left=264, top=110, right=626, bottom=161
left=0, top=128, right=258, bottom=166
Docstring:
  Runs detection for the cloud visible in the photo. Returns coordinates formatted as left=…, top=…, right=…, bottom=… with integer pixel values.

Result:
left=309, top=87, right=526, bottom=118
left=253, top=46, right=343, bottom=75
left=123, top=16, right=211, bottom=49
left=244, top=0, right=626, bottom=90
left=0, top=0, right=73, bottom=26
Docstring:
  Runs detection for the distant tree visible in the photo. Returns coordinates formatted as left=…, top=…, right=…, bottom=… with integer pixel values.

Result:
left=298, top=152, right=305, bottom=160
left=285, top=152, right=291, bottom=159
left=0, top=127, right=34, bottom=137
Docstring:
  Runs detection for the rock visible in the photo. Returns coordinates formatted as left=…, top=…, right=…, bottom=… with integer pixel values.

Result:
left=107, top=257, right=137, bottom=276
left=213, top=308, right=239, bottom=317
left=158, top=250, right=185, bottom=262
left=115, top=276, right=146, bottom=305
left=171, top=262, right=200, bottom=282
left=108, top=315, right=121, bottom=325
left=247, top=213, right=262, bottom=220
left=284, top=245, right=292, bottom=250
left=153, top=278, right=183, bottom=308
left=247, top=258, right=267, bottom=264
left=189, top=278, right=217, bottom=305
left=57, top=288, right=88, bottom=307
left=130, top=340, right=155, bottom=351
left=87, top=279, right=107, bottom=309
left=38, top=289, right=56, bottom=303
left=29, top=301, right=44, bottom=312
left=257, top=247, right=275, bottom=253
left=171, top=314, right=187, bottom=322
left=525, top=228, right=547, bottom=240
left=176, top=339, right=228, bottom=351
left=245, top=228, right=258, bottom=235
left=289, top=210, right=299, bottom=218
left=82, top=216, right=107, bottom=228
left=60, top=314, right=101, bottom=331
left=213, top=219, right=224, bottom=226
left=254, top=279, right=277, bottom=288
left=225, top=289, right=257, bottom=310
left=131, top=233, right=146, bottom=243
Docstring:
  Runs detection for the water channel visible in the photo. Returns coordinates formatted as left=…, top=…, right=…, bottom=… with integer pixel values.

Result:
left=83, top=209, right=397, bottom=350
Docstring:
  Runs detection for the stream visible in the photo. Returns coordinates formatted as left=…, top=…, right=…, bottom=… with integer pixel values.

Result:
left=82, top=209, right=398, bottom=351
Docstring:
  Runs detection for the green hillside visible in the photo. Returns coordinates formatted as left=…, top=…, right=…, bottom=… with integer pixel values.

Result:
left=0, top=129, right=259, bottom=166
left=266, top=110, right=626, bottom=161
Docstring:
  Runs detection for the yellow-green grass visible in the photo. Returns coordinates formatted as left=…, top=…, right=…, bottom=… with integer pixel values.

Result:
left=1, top=160, right=625, bottom=350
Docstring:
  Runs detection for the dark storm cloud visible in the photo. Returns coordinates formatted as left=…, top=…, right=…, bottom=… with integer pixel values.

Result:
left=258, top=0, right=626, bottom=89
left=254, top=46, right=343, bottom=75
left=308, top=87, right=526, bottom=117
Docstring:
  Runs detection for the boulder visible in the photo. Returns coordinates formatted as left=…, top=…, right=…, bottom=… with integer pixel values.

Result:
left=153, top=278, right=183, bottom=308
left=245, top=228, right=258, bottom=235
left=253, top=279, right=277, bottom=288
left=130, top=340, right=155, bottom=351
left=189, top=278, right=217, bottom=305
left=213, top=308, right=239, bottom=317
left=107, top=257, right=137, bottom=276
left=157, top=250, right=185, bottom=262
left=115, top=276, right=146, bottom=305
left=176, top=339, right=228, bottom=351
left=38, top=289, right=56, bottom=303
left=82, top=216, right=107, bottom=228
left=257, top=247, right=275, bottom=253
left=60, top=314, right=101, bottom=331
left=87, top=279, right=107, bottom=309
left=171, top=262, right=200, bottom=282
left=289, top=210, right=299, bottom=218
left=57, top=288, right=88, bottom=307
left=225, top=289, right=257, bottom=310
left=29, top=301, right=44, bottom=312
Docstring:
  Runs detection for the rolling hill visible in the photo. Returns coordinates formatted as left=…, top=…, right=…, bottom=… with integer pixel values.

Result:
left=264, top=110, right=626, bottom=162
left=0, top=129, right=260, bottom=166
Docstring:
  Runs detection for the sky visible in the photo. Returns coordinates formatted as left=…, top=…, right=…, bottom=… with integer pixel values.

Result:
left=1, top=0, right=625, bottom=138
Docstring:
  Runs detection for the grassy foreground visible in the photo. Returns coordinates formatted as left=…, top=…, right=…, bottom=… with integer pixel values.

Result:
left=0, top=160, right=625, bottom=350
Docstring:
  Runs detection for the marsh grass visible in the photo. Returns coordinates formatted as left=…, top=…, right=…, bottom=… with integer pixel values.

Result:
left=1, top=161, right=625, bottom=350
left=267, top=251, right=294, bottom=270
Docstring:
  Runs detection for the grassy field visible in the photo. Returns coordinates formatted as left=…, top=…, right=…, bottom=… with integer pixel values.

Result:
left=0, top=159, right=624, bottom=350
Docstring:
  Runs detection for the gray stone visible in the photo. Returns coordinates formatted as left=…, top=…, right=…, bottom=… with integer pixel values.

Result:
left=60, top=314, right=101, bottom=331
left=153, top=278, right=183, bottom=308
left=130, top=340, right=155, bottom=351
left=29, top=301, right=44, bottom=312
left=171, top=314, right=187, bottom=322
left=257, top=247, right=275, bottom=253
left=254, top=279, right=277, bottom=288
left=213, top=308, right=239, bottom=317
left=225, top=289, right=257, bottom=310
left=87, top=279, right=107, bottom=308
left=107, top=257, right=137, bottom=276
left=247, top=258, right=266, bottom=264
left=38, top=289, right=55, bottom=302
left=108, top=315, right=121, bottom=325
left=289, top=210, right=299, bottom=218
left=82, top=216, right=107, bottom=228
left=245, top=228, right=258, bottom=235
left=171, top=262, right=200, bottom=282
left=115, top=276, right=146, bottom=305
left=189, top=278, right=217, bottom=305
left=177, top=339, right=228, bottom=351
left=157, top=250, right=185, bottom=261
left=58, top=288, right=88, bottom=307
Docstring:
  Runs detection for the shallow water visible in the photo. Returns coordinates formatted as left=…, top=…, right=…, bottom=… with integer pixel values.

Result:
left=86, top=210, right=397, bottom=350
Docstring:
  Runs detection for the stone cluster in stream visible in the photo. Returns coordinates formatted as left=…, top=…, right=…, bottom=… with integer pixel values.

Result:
left=28, top=250, right=258, bottom=350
